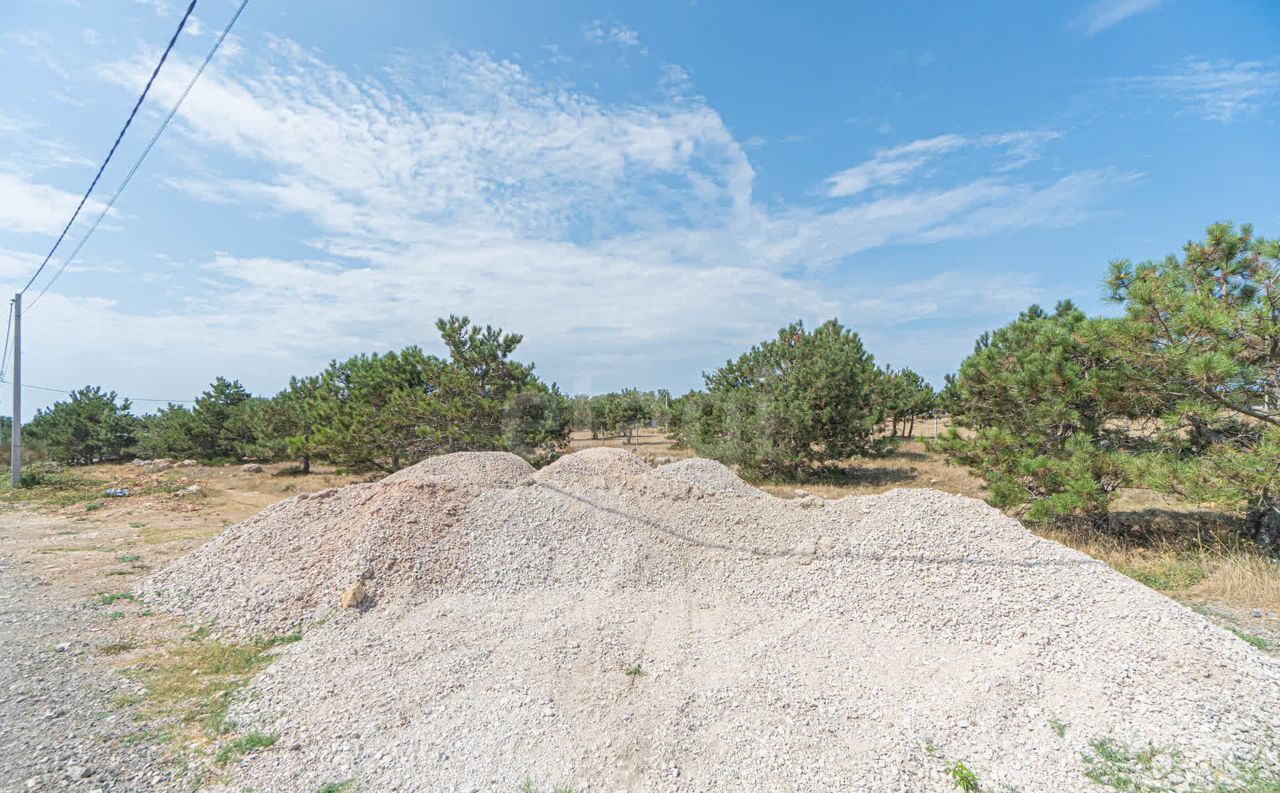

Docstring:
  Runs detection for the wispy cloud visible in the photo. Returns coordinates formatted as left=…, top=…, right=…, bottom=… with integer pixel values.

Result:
left=1072, top=0, right=1161, bottom=36
left=0, top=171, right=102, bottom=235
left=1120, top=58, right=1280, bottom=123
left=582, top=20, right=641, bottom=48
left=824, top=130, right=1062, bottom=198
left=54, top=40, right=1129, bottom=396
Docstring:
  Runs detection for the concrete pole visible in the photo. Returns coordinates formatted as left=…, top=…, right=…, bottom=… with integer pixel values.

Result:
left=10, top=293, right=20, bottom=487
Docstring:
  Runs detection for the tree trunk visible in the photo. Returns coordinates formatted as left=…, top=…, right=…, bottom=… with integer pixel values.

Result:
left=301, top=455, right=310, bottom=475
left=1244, top=499, right=1279, bottom=550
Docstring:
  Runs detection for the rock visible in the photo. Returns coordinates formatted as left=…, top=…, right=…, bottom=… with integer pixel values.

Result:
left=54, top=643, right=68, bottom=653
left=178, top=460, right=198, bottom=467
left=242, top=463, right=264, bottom=473
left=178, top=485, right=202, bottom=496
left=340, top=580, right=366, bottom=609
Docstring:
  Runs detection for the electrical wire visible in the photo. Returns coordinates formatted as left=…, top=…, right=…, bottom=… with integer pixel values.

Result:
left=0, top=379, right=192, bottom=405
left=20, top=0, right=197, bottom=296
left=0, top=300, right=12, bottom=382
left=26, top=0, right=251, bottom=312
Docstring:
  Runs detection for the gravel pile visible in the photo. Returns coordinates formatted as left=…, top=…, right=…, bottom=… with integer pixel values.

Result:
left=143, top=449, right=1280, bottom=792
left=138, top=452, right=533, bottom=636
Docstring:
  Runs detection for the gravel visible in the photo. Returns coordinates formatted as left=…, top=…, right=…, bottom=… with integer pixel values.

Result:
left=0, top=559, right=180, bottom=793
left=142, top=449, right=1280, bottom=792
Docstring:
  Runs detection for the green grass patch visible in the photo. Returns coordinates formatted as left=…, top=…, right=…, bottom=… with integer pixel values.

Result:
left=1049, top=716, right=1069, bottom=737
left=116, top=553, right=141, bottom=562
left=213, top=731, right=276, bottom=765
left=1080, top=735, right=1280, bottom=791
left=1118, top=555, right=1211, bottom=591
left=99, top=639, right=137, bottom=656
left=1, top=468, right=103, bottom=508
left=520, top=783, right=578, bottom=793
left=123, top=628, right=303, bottom=755
left=97, top=592, right=136, bottom=605
left=623, top=663, right=646, bottom=677
left=315, top=782, right=357, bottom=793
left=106, top=610, right=125, bottom=620
left=1228, top=627, right=1271, bottom=651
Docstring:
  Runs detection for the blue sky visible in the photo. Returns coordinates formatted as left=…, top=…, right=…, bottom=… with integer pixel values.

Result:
left=0, top=0, right=1277, bottom=412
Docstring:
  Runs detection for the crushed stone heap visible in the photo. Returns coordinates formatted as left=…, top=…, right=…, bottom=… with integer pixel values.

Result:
left=142, top=448, right=1280, bottom=793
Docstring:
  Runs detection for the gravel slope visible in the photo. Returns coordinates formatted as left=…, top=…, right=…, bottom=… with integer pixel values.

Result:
left=141, top=449, right=1280, bottom=792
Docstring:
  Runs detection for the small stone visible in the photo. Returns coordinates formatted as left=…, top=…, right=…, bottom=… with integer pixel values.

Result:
left=242, top=463, right=264, bottom=473
left=340, top=580, right=366, bottom=609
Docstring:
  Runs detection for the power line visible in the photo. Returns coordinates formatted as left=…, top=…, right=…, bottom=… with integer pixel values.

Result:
left=20, top=0, right=197, bottom=296
left=0, top=379, right=192, bottom=405
left=0, top=300, right=11, bottom=381
left=26, top=0, right=251, bottom=312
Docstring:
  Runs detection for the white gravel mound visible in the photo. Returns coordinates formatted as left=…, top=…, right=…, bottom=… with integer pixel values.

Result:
left=651, top=457, right=764, bottom=496
left=145, top=449, right=1280, bottom=792
left=382, top=450, right=534, bottom=487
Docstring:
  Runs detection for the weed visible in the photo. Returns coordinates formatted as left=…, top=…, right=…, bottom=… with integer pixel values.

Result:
left=214, top=731, right=276, bottom=765
left=84, top=501, right=103, bottom=512
left=947, top=759, right=980, bottom=792
left=922, top=737, right=943, bottom=757
left=97, top=592, right=136, bottom=605
left=117, top=553, right=141, bottom=562
left=106, top=610, right=125, bottom=620
left=623, top=663, right=646, bottom=677
left=1228, top=627, right=1271, bottom=651
left=129, top=521, right=147, bottom=528
left=1083, top=736, right=1170, bottom=790
left=1049, top=717, right=1069, bottom=737
left=99, top=639, right=137, bottom=656
left=111, top=692, right=143, bottom=709
left=520, top=783, right=578, bottom=793
left=123, top=727, right=170, bottom=746
left=315, top=783, right=357, bottom=793
left=264, top=629, right=303, bottom=647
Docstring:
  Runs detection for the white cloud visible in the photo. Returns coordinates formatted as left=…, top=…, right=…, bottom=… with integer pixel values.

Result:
left=824, top=130, right=1061, bottom=198
left=1072, top=0, right=1162, bottom=36
left=1122, top=58, right=1280, bottom=123
left=582, top=20, right=641, bottom=48
left=33, top=40, right=1129, bottom=402
left=132, top=0, right=171, bottom=17
left=0, top=171, right=101, bottom=236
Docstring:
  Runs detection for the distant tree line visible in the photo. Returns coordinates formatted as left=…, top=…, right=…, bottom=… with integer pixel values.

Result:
left=19, top=222, right=1272, bottom=547
left=20, top=316, right=572, bottom=472
left=570, top=389, right=675, bottom=444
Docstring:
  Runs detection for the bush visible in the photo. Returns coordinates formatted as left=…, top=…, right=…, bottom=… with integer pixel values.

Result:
left=685, top=319, right=886, bottom=477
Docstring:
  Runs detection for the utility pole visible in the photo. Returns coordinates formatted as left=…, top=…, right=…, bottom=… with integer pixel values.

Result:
left=10, top=293, right=20, bottom=487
